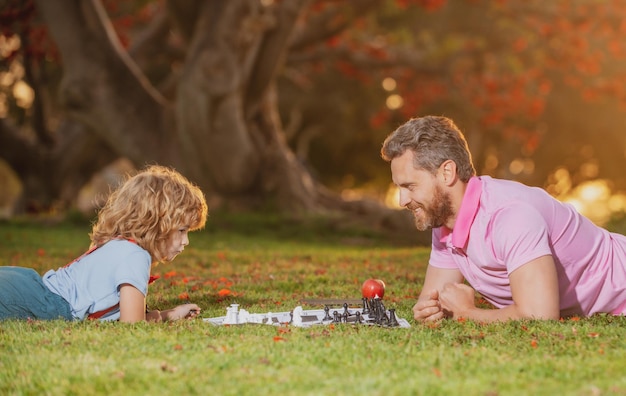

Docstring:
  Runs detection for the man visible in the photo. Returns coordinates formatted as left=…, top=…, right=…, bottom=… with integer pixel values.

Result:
left=381, top=115, right=626, bottom=322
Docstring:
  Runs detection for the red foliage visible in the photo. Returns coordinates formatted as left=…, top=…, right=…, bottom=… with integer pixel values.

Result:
left=7, top=0, right=626, bottom=171
left=356, top=0, right=626, bottom=155
left=414, top=0, right=447, bottom=12
left=0, top=0, right=59, bottom=63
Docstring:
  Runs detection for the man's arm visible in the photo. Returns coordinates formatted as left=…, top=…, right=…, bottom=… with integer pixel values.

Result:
left=413, top=265, right=464, bottom=322
left=438, top=255, right=560, bottom=322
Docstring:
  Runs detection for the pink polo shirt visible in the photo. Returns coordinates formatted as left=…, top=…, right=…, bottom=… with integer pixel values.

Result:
left=430, top=176, right=626, bottom=317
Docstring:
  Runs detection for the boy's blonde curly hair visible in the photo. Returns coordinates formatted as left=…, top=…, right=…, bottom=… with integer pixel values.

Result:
left=89, top=165, right=208, bottom=262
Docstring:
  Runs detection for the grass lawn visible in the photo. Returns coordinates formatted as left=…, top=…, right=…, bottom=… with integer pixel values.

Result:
left=1, top=212, right=625, bottom=396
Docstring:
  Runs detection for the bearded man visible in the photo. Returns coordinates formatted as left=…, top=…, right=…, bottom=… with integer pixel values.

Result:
left=381, top=115, right=626, bottom=322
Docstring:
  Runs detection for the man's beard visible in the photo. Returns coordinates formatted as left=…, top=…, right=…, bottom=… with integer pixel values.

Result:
left=410, top=185, right=454, bottom=231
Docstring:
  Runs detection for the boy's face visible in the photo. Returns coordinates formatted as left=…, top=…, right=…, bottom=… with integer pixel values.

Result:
left=164, top=226, right=190, bottom=261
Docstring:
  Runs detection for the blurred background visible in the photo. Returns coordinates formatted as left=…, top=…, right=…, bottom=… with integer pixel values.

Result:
left=2, top=0, right=626, bottom=228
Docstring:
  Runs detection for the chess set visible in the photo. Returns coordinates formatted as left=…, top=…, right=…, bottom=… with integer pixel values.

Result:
left=203, top=297, right=411, bottom=328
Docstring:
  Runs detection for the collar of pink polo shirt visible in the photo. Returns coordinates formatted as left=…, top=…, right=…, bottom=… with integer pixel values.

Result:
left=439, top=176, right=482, bottom=251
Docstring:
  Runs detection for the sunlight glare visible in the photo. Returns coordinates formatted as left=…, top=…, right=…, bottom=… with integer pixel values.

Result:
left=562, top=180, right=626, bottom=225
left=382, top=77, right=397, bottom=91
left=522, top=159, right=535, bottom=175
left=546, top=167, right=572, bottom=197
left=483, top=154, right=499, bottom=172
left=386, top=94, right=403, bottom=110
left=609, top=194, right=626, bottom=212
left=508, top=158, right=524, bottom=175
left=0, top=72, right=14, bottom=86
left=0, top=34, right=20, bottom=58
left=579, top=180, right=610, bottom=201
left=0, top=92, right=7, bottom=118
left=384, top=184, right=401, bottom=209
left=580, top=161, right=599, bottom=178
left=13, top=81, right=34, bottom=109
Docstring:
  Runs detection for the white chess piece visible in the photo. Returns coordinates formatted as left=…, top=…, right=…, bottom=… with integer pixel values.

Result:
left=292, top=306, right=304, bottom=327
left=224, top=303, right=240, bottom=324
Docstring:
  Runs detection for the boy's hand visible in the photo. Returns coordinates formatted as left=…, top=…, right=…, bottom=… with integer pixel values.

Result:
left=163, top=303, right=201, bottom=321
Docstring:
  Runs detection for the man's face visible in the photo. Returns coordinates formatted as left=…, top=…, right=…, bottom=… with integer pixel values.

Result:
left=390, top=150, right=454, bottom=231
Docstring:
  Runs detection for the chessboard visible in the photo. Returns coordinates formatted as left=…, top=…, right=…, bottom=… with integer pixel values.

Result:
left=204, top=298, right=411, bottom=328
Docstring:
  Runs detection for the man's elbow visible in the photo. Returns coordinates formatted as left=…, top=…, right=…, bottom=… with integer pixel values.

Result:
left=518, top=306, right=560, bottom=321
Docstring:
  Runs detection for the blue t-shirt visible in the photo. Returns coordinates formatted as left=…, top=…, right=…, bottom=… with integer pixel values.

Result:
left=42, top=239, right=151, bottom=320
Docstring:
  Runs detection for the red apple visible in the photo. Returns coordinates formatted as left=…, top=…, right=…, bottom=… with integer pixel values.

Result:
left=361, top=278, right=385, bottom=299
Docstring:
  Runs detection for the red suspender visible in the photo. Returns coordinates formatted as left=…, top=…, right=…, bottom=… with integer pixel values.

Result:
left=87, top=304, right=120, bottom=320
left=63, top=245, right=99, bottom=268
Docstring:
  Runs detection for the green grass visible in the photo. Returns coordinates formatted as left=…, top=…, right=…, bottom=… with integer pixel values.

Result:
left=1, top=213, right=626, bottom=396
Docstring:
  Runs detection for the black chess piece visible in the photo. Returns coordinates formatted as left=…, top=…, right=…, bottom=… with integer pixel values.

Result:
left=379, top=300, right=389, bottom=324
left=373, top=298, right=389, bottom=325
left=388, top=308, right=399, bottom=327
left=323, top=305, right=332, bottom=321
left=343, top=302, right=350, bottom=316
left=362, top=297, right=370, bottom=315
left=355, top=311, right=362, bottom=324
left=371, top=298, right=382, bottom=324
left=332, top=310, right=340, bottom=323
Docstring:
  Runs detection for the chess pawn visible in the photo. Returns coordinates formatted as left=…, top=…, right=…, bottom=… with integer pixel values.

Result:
left=361, top=298, right=370, bottom=315
left=343, top=302, right=350, bottom=317
left=388, top=308, right=399, bottom=327
left=355, top=311, right=363, bottom=324
left=323, top=305, right=332, bottom=321
left=332, top=311, right=340, bottom=323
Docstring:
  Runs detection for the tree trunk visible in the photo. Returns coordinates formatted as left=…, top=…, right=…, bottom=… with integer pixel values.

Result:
left=0, top=0, right=410, bottom=230
left=172, top=0, right=318, bottom=211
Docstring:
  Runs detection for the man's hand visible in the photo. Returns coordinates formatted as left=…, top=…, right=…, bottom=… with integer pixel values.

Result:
left=437, top=282, right=476, bottom=319
left=413, top=289, right=446, bottom=322
left=413, top=266, right=465, bottom=322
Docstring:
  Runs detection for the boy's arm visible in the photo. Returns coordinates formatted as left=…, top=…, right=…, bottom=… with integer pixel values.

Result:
left=119, top=283, right=147, bottom=323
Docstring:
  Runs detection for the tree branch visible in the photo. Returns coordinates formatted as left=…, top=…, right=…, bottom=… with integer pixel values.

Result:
left=165, top=0, right=204, bottom=44
left=128, top=5, right=171, bottom=61
left=244, top=0, right=309, bottom=115
left=33, top=0, right=170, bottom=166
left=286, top=44, right=441, bottom=74
left=289, top=0, right=383, bottom=50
